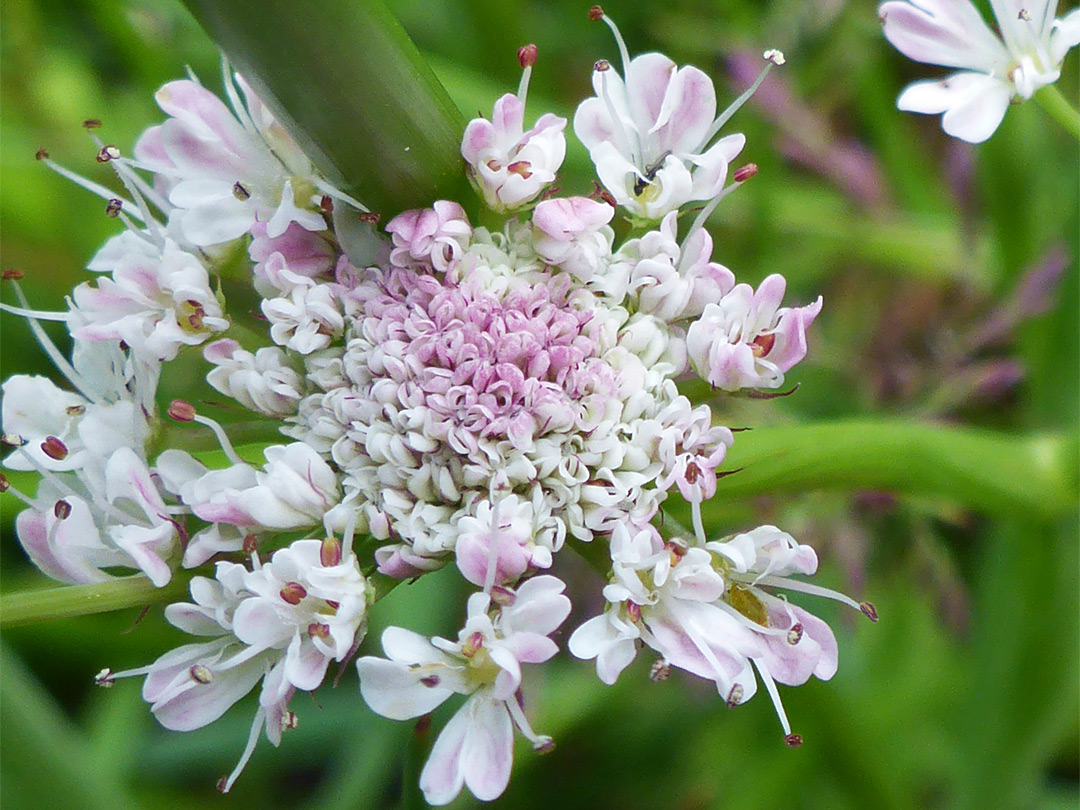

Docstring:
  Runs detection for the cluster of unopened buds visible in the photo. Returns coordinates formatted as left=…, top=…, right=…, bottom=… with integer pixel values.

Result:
left=1, top=8, right=877, bottom=804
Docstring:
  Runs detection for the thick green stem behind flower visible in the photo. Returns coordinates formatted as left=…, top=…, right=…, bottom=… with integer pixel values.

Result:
left=181, top=0, right=470, bottom=216
left=1034, top=85, right=1080, bottom=141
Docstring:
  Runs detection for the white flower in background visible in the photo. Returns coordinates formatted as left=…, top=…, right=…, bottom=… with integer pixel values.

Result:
left=102, top=538, right=371, bottom=793
left=356, top=576, right=571, bottom=805
left=461, top=45, right=567, bottom=211
left=880, top=0, right=1080, bottom=142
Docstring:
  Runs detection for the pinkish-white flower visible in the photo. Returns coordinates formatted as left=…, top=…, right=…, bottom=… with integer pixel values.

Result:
left=461, top=94, right=567, bottom=211
left=158, top=443, right=340, bottom=531
left=386, top=201, right=472, bottom=272
left=454, top=494, right=553, bottom=587
left=880, top=0, right=1080, bottom=142
left=70, top=239, right=228, bottom=361
left=574, top=54, right=745, bottom=220
left=356, top=576, right=571, bottom=805
left=135, top=77, right=328, bottom=245
left=531, top=196, right=615, bottom=282
left=13, top=447, right=179, bottom=586
left=686, top=274, right=822, bottom=391
left=106, top=538, right=370, bottom=792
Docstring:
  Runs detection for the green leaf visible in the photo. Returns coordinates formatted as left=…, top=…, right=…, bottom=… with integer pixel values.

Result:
left=715, top=420, right=1078, bottom=520
left=180, top=0, right=469, bottom=216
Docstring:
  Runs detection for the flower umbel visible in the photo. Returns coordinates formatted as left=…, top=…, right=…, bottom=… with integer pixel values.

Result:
left=1, top=10, right=870, bottom=804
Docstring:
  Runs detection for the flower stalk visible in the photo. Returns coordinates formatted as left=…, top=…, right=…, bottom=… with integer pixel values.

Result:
left=0, top=573, right=195, bottom=628
left=1034, top=84, right=1080, bottom=141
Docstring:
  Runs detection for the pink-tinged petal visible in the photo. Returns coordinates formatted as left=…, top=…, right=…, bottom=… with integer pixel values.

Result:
left=159, top=118, right=250, bottom=181
left=154, top=449, right=207, bottom=494
left=491, top=94, right=525, bottom=140
left=380, top=626, right=450, bottom=666
left=460, top=697, right=514, bottom=802
left=652, top=66, right=717, bottom=155
left=572, top=96, right=617, bottom=151
left=419, top=703, right=470, bottom=805
left=461, top=118, right=498, bottom=164
left=176, top=195, right=256, bottom=246
left=133, top=124, right=172, bottom=170
left=109, top=523, right=175, bottom=587
left=151, top=649, right=266, bottom=732
left=232, top=599, right=293, bottom=650
left=164, top=602, right=225, bottom=636
left=879, top=0, right=1010, bottom=73
left=154, top=80, right=250, bottom=154
left=937, top=75, right=1013, bottom=143
left=284, top=634, right=329, bottom=691
left=687, top=138, right=734, bottom=200
left=356, top=657, right=454, bottom=720
left=502, top=575, right=571, bottom=636
left=15, top=504, right=112, bottom=585
left=769, top=296, right=823, bottom=373
left=597, top=636, right=638, bottom=685
left=624, top=52, right=679, bottom=133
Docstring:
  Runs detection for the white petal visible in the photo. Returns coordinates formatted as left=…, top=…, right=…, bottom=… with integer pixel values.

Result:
left=460, top=697, right=514, bottom=802
left=356, top=657, right=453, bottom=720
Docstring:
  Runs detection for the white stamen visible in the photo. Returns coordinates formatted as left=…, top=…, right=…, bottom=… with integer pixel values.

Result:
left=311, top=177, right=369, bottom=213
left=750, top=574, right=865, bottom=612
left=690, top=499, right=707, bottom=547
left=517, top=64, right=533, bottom=107
left=688, top=173, right=751, bottom=236
left=8, top=281, right=101, bottom=403
left=40, top=159, right=144, bottom=223
left=600, top=14, right=632, bottom=76
left=701, top=56, right=779, bottom=147
left=219, top=707, right=267, bottom=794
left=0, top=302, right=70, bottom=321
left=751, top=657, right=793, bottom=736
left=191, top=414, right=245, bottom=466
left=505, top=694, right=548, bottom=748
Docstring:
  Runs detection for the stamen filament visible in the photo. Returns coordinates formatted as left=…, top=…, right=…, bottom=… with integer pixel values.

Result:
left=219, top=707, right=266, bottom=794
left=40, top=159, right=144, bottom=223
left=701, top=59, right=777, bottom=147
left=751, top=657, right=793, bottom=736
left=191, top=414, right=245, bottom=466
left=750, top=574, right=864, bottom=612
left=600, top=14, right=632, bottom=76
left=0, top=302, right=70, bottom=322
left=9, top=280, right=102, bottom=403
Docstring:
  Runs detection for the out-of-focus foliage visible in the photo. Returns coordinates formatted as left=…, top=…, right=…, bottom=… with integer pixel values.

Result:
left=1, top=1, right=1076, bottom=808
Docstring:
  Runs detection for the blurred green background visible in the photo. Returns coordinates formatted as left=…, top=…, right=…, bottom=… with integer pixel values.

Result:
left=1, top=1, right=1077, bottom=808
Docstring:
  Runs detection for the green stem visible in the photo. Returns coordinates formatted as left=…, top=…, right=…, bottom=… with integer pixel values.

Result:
left=715, top=420, right=1078, bottom=521
left=1034, top=85, right=1080, bottom=141
left=180, top=0, right=469, bottom=216
left=0, top=573, right=194, bottom=628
